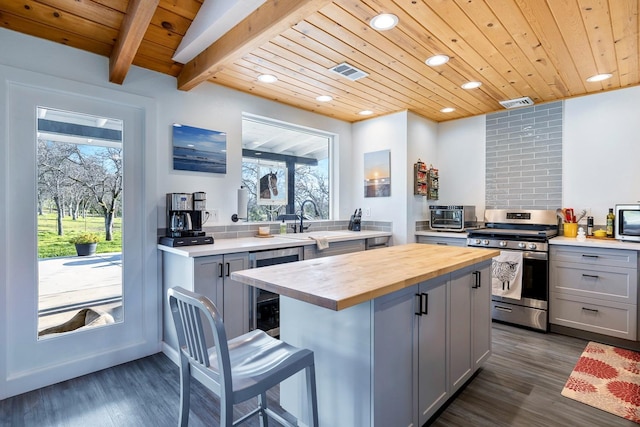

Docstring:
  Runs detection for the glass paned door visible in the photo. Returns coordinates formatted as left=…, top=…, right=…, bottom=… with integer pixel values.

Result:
left=36, top=107, right=124, bottom=337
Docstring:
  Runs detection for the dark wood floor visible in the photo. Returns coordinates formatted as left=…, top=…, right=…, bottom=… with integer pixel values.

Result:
left=1, top=323, right=637, bottom=426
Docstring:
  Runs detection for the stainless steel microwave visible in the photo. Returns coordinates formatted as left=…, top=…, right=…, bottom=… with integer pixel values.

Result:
left=615, top=204, right=640, bottom=242
left=429, top=205, right=477, bottom=232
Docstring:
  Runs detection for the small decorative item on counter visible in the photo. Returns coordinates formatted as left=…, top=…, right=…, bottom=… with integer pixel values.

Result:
left=576, top=227, right=586, bottom=242
left=606, top=208, right=615, bottom=237
left=258, top=226, right=270, bottom=236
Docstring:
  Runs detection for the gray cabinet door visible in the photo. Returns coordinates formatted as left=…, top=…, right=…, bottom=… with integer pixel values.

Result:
left=194, top=253, right=250, bottom=341
left=449, top=264, right=474, bottom=392
left=417, top=276, right=448, bottom=425
left=472, top=261, right=492, bottom=369
left=194, top=255, right=225, bottom=344
left=373, top=286, right=416, bottom=427
left=222, top=253, right=250, bottom=339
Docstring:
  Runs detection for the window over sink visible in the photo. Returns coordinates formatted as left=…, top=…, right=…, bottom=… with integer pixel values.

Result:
left=241, top=114, right=332, bottom=222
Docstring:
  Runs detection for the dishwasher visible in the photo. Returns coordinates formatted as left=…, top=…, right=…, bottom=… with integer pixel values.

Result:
left=249, top=247, right=304, bottom=337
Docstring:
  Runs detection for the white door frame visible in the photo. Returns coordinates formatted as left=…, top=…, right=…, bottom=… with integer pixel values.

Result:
left=0, top=66, right=159, bottom=399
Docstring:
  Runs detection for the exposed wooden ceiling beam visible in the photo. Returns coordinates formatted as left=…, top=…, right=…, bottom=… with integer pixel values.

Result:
left=177, top=0, right=333, bottom=91
left=109, top=0, right=160, bottom=84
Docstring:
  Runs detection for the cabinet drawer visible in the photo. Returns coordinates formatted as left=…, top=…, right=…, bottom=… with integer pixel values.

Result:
left=550, top=292, right=637, bottom=340
left=550, top=246, right=638, bottom=269
left=551, top=263, right=637, bottom=303
left=416, top=236, right=466, bottom=247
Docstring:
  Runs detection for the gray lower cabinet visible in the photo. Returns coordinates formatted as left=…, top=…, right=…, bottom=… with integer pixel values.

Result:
left=550, top=245, right=638, bottom=340
left=416, top=235, right=467, bottom=247
left=372, top=261, right=490, bottom=426
left=416, top=275, right=449, bottom=425
left=303, top=239, right=365, bottom=259
left=450, top=262, right=491, bottom=393
left=162, top=251, right=250, bottom=352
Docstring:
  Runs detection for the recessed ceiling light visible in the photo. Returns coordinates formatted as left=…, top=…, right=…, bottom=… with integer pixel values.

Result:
left=257, top=74, right=278, bottom=83
left=461, top=81, right=482, bottom=90
left=359, top=110, right=374, bottom=116
left=370, top=13, right=398, bottom=31
left=425, top=54, right=450, bottom=67
left=316, top=95, right=333, bottom=102
left=586, top=73, right=612, bottom=82
left=440, top=107, right=455, bottom=113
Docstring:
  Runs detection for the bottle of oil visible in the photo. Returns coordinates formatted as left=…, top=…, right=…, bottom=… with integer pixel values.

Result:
left=606, top=208, right=615, bottom=238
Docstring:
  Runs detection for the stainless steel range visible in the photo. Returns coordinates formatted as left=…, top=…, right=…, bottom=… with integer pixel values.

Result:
left=467, top=209, right=559, bottom=331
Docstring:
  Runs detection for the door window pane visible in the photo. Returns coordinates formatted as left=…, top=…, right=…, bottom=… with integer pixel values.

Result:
left=36, top=107, right=123, bottom=338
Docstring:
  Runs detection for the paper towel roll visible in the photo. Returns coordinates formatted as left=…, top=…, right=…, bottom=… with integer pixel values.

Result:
left=237, top=187, right=248, bottom=220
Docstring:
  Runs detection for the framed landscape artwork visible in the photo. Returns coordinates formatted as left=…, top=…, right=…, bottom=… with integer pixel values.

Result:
left=364, top=149, right=391, bottom=197
left=172, top=123, right=227, bottom=174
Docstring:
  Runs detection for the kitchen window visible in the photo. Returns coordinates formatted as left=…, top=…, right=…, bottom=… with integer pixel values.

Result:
left=241, top=115, right=331, bottom=222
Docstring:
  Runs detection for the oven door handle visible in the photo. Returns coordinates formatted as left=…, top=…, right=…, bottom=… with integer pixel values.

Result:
left=522, top=251, right=548, bottom=261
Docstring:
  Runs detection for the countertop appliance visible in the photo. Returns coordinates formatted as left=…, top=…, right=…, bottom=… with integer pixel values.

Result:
left=249, top=247, right=304, bottom=337
left=429, top=205, right=478, bottom=232
left=467, top=209, right=559, bottom=331
left=160, top=192, right=213, bottom=247
left=615, top=203, right=640, bottom=242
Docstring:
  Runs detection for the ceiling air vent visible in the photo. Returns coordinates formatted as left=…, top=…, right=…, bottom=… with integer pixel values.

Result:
left=499, top=96, right=534, bottom=109
left=328, top=62, right=368, bottom=81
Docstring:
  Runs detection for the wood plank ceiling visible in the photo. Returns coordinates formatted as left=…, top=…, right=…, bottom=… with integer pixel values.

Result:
left=1, top=0, right=638, bottom=123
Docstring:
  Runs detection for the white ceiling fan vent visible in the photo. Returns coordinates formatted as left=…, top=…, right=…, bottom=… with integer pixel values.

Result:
left=328, top=62, right=368, bottom=81
left=499, top=96, right=534, bottom=109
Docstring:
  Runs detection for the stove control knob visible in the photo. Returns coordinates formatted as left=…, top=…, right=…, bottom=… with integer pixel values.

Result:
left=499, top=241, right=507, bottom=247
left=483, top=240, right=490, bottom=245
left=528, top=243, right=537, bottom=250
left=474, top=239, right=481, bottom=245
left=518, top=242, right=526, bottom=249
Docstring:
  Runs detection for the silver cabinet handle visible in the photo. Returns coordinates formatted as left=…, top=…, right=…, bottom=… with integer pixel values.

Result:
left=494, top=306, right=512, bottom=312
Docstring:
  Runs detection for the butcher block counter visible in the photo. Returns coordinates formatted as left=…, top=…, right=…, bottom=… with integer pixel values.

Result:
left=231, top=243, right=498, bottom=310
left=231, top=243, right=499, bottom=427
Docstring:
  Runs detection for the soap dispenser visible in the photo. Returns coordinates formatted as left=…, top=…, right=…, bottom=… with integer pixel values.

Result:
left=280, top=219, right=287, bottom=234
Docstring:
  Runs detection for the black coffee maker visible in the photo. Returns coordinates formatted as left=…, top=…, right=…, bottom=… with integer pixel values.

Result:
left=160, top=193, right=213, bottom=247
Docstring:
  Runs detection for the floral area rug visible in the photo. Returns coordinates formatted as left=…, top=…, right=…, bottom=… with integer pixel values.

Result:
left=562, top=341, right=640, bottom=424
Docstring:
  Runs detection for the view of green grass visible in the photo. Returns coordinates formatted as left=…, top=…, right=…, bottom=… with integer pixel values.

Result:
left=38, top=213, right=122, bottom=258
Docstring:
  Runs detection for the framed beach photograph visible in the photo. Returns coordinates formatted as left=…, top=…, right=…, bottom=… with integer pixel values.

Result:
left=257, top=163, right=288, bottom=206
left=172, top=123, right=227, bottom=174
left=364, top=149, right=391, bottom=197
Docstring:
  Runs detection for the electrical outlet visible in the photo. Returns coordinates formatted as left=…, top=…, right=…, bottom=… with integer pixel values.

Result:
left=365, top=207, right=371, bottom=217
left=210, top=209, right=219, bottom=222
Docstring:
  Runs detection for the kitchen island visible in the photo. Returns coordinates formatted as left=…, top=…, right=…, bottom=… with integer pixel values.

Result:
left=231, top=243, right=499, bottom=427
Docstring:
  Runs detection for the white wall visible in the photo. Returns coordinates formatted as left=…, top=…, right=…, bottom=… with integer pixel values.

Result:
left=407, top=112, right=439, bottom=227
left=564, top=87, right=640, bottom=224
left=352, top=111, right=409, bottom=243
left=437, top=115, right=486, bottom=217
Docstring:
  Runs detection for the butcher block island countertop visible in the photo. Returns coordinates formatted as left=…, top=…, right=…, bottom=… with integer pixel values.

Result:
left=231, top=243, right=499, bottom=311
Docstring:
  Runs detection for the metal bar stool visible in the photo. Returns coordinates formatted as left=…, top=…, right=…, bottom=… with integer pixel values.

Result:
left=167, top=286, right=319, bottom=427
